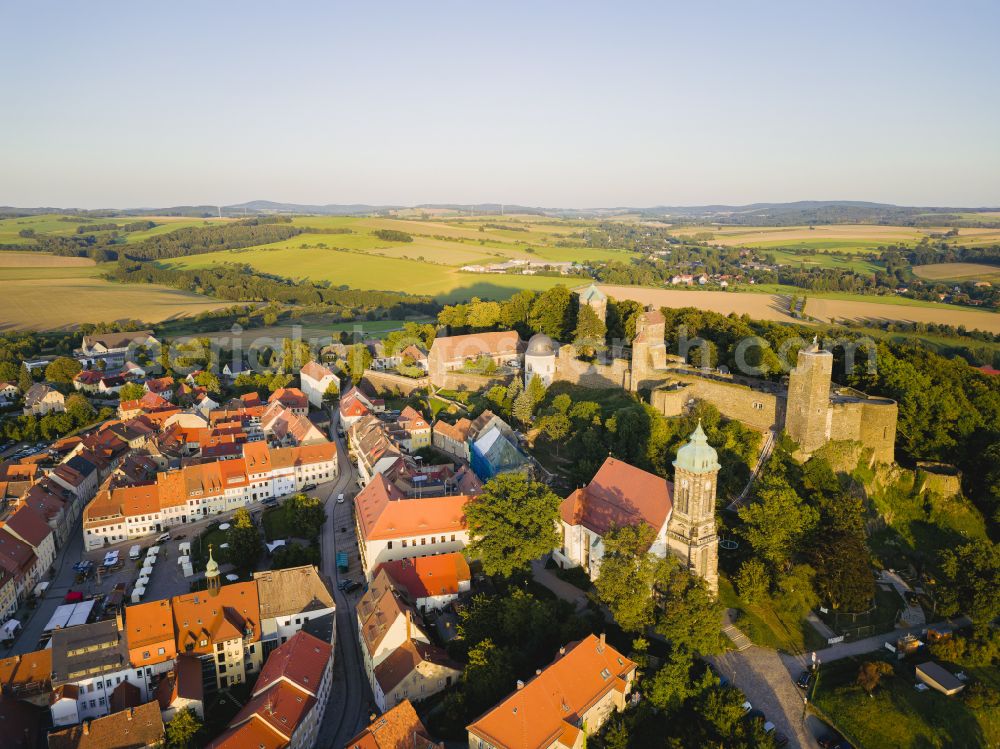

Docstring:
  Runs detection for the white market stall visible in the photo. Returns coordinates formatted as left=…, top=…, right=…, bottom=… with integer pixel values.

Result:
left=42, top=600, right=96, bottom=632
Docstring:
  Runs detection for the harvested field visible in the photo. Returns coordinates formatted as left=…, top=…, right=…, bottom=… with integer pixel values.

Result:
left=913, top=262, right=1000, bottom=281
left=0, top=252, right=96, bottom=268
left=0, top=277, right=230, bottom=331
left=588, top=284, right=801, bottom=324
left=668, top=224, right=944, bottom=251
left=806, top=297, right=1000, bottom=334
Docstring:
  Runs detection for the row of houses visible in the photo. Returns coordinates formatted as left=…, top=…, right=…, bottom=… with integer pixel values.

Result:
left=0, top=565, right=335, bottom=747
left=83, top=440, right=337, bottom=550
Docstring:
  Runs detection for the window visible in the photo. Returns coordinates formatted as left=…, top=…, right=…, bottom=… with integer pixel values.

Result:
left=219, top=664, right=227, bottom=674
left=451, top=534, right=456, bottom=542
left=421, top=538, right=426, bottom=545
left=217, top=643, right=225, bottom=652
left=98, top=697, right=105, bottom=705
left=142, top=651, right=150, bottom=659
left=387, top=541, right=393, bottom=549
left=401, top=540, right=407, bottom=548
left=158, top=647, right=165, bottom=655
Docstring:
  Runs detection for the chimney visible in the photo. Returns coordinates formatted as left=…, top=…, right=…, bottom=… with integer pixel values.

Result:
left=535, top=669, right=542, bottom=675
left=370, top=713, right=377, bottom=723
left=516, top=680, right=524, bottom=690
left=127, top=707, right=134, bottom=721
left=559, top=646, right=566, bottom=655
left=405, top=610, right=412, bottom=641
left=82, top=721, right=90, bottom=736
left=599, top=632, right=606, bottom=651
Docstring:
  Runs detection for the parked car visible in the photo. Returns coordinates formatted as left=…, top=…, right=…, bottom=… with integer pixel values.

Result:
left=156, top=532, right=171, bottom=543
left=773, top=732, right=789, bottom=748
left=337, top=578, right=353, bottom=590
left=796, top=670, right=813, bottom=689
left=343, top=580, right=361, bottom=593
left=337, top=493, right=346, bottom=504
left=302, top=483, right=317, bottom=492
left=741, top=700, right=752, bottom=714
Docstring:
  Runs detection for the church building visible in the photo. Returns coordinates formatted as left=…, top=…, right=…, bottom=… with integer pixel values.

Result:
left=552, top=423, right=719, bottom=594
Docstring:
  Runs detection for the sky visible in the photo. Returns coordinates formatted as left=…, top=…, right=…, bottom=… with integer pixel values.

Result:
left=2, top=0, right=999, bottom=209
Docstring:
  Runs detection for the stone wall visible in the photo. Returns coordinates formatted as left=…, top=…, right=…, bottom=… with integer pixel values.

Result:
left=361, top=369, right=430, bottom=396
left=915, top=462, right=963, bottom=498
left=857, top=400, right=898, bottom=464
left=553, top=345, right=631, bottom=390
left=433, top=370, right=514, bottom=393
left=650, top=374, right=781, bottom=432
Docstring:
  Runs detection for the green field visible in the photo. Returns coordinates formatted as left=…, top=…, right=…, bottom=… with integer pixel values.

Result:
left=764, top=248, right=883, bottom=273
left=161, top=244, right=575, bottom=302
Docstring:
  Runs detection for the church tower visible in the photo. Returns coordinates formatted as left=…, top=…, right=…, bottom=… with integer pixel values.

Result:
left=668, top=422, right=720, bottom=595
left=785, top=337, right=833, bottom=455
left=578, top=283, right=608, bottom=323
left=205, top=544, right=221, bottom=597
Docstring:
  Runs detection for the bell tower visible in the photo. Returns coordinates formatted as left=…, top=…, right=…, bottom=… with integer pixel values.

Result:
left=668, top=422, right=720, bottom=595
left=205, top=544, right=221, bottom=597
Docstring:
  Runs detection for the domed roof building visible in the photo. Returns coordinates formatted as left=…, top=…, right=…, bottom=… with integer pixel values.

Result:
left=524, top=333, right=557, bottom=388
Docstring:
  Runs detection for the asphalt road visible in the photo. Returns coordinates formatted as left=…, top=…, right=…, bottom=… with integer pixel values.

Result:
left=318, top=414, right=375, bottom=749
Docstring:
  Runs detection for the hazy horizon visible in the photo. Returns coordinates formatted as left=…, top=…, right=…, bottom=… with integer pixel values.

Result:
left=3, top=0, right=998, bottom=208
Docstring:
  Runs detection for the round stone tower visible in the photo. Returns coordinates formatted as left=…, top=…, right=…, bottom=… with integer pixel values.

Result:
left=785, top=337, right=833, bottom=455
left=524, top=332, right=557, bottom=388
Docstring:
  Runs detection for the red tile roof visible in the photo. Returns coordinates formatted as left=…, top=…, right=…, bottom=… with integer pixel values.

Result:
left=252, top=631, right=332, bottom=697
left=429, top=331, right=522, bottom=364
left=347, top=700, right=440, bottom=749
left=560, top=457, right=672, bottom=537
left=467, top=635, right=636, bottom=749
left=2, top=504, right=51, bottom=548
left=378, top=553, right=470, bottom=601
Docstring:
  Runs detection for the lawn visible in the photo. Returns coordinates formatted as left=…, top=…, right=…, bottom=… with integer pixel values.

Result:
left=811, top=654, right=1000, bottom=748
left=763, top=248, right=883, bottom=274
left=191, top=525, right=232, bottom=566
left=913, top=262, right=1000, bottom=283
left=718, top=577, right=827, bottom=654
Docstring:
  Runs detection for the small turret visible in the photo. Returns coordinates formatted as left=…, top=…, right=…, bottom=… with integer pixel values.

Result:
left=205, top=544, right=221, bottom=596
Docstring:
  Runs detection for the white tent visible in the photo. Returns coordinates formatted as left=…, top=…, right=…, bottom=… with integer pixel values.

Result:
left=43, top=600, right=96, bottom=632
left=182, top=563, right=194, bottom=578
left=32, top=581, right=49, bottom=597
left=138, top=576, right=150, bottom=587
left=177, top=555, right=190, bottom=566
left=1, top=619, right=20, bottom=639
left=131, top=586, right=145, bottom=603
left=147, top=546, right=160, bottom=556
left=140, top=566, right=153, bottom=578
left=178, top=542, right=191, bottom=555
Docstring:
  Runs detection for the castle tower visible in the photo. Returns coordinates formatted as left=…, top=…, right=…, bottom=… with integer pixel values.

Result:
left=579, top=283, right=608, bottom=323
left=785, top=337, right=833, bottom=455
left=205, top=544, right=221, bottom=597
left=524, top=333, right=557, bottom=388
left=668, top=422, right=720, bottom=595
left=629, top=309, right=667, bottom=391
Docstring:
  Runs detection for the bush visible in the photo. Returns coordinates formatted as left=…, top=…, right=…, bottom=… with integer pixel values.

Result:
left=553, top=564, right=592, bottom=590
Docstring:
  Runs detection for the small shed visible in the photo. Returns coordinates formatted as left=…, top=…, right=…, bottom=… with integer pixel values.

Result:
left=916, top=662, right=965, bottom=695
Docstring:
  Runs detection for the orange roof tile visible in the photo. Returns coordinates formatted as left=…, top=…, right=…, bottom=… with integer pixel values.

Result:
left=252, top=631, right=331, bottom=697
left=347, top=699, right=440, bottom=749
left=467, top=635, right=636, bottom=749
left=126, top=599, right=178, bottom=662
left=172, top=582, right=260, bottom=655
left=429, top=331, right=522, bottom=364
left=355, top=474, right=468, bottom=542
left=378, top=553, right=470, bottom=601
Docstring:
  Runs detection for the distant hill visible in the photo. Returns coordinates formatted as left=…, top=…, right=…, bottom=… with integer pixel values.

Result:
left=2, top=199, right=998, bottom=226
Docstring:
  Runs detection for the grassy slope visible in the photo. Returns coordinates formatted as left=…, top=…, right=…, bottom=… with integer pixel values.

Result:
left=812, top=655, right=1000, bottom=749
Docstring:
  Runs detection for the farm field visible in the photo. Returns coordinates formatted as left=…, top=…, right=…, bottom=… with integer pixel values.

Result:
left=0, top=213, right=230, bottom=245
left=763, top=248, right=882, bottom=274
left=805, top=295, right=1000, bottom=334
left=161, top=244, right=575, bottom=302
left=0, top=252, right=229, bottom=330
left=589, top=284, right=802, bottom=324
left=165, top=315, right=432, bottom=342
left=912, top=262, right=1000, bottom=283
left=669, top=224, right=949, bottom=252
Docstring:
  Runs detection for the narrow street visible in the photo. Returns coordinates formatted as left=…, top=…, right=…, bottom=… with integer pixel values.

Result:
left=318, top=413, right=374, bottom=749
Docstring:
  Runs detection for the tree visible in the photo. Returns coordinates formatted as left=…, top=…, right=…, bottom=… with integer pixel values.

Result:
left=118, top=382, right=145, bottom=401
left=283, top=493, right=326, bottom=541
left=525, top=374, right=547, bottom=409
left=737, top=469, right=817, bottom=570
left=64, top=394, right=96, bottom=425
left=552, top=393, right=572, bottom=415
left=193, top=370, right=222, bottom=394
left=347, top=343, right=372, bottom=383
left=18, top=362, right=32, bottom=393
left=573, top=304, right=607, bottom=355
left=227, top=508, right=262, bottom=570
left=646, top=650, right=698, bottom=711
left=735, top=559, right=770, bottom=604
left=280, top=338, right=313, bottom=373
left=511, top=389, right=535, bottom=427
left=323, top=380, right=340, bottom=405
left=856, top=661, right=893, bottom=694
left=938, top=540, right=1000, bottom=623
left=528, top=285, right=575, bottom=340
left=462, top=638, right=515, bottom=713
left=538, top=413, right=571, bottom=456
left=656, top=556, right=725, bottom=656
left=464, top=474, right=561, bottom=577
left=44, top=356, right=81, bottom=384
left=808, top=527, right=874, bottom=611
left=595, top=523, right=664, bottom=633
left=272, top=542, right=320, bottom=569
left=165, top=707, right=202, bottom=749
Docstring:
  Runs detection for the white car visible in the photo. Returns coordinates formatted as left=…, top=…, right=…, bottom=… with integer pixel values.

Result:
left=336, top=494, right=345, bottom=504
left=741, top=700, right=752, bottom=713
